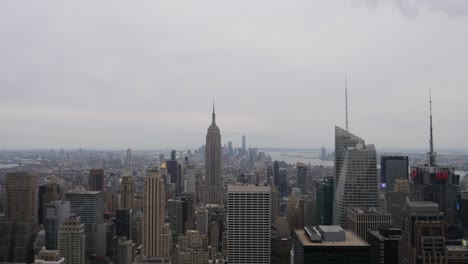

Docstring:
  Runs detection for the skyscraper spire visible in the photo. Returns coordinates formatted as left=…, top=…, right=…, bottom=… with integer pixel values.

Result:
left=429, top=89, right=436, bottom=166
left=345, top=77, right=349, bottom=132
left=212, top=98, right=216, bottom=125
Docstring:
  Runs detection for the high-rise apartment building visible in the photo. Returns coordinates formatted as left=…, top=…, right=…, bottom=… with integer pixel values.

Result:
left=346, top=207, right=393, bottom=242
left=143, top=168, right=172, bottom=258
left=333, top=129, right=379, bottom=228
left=227, top=184, right=270, bottom=264
left=65, top=191, right=105, bottom=257
left=0, top=171, right=38, bottom=263
left=119, top=176, right=135, bottom=209
left=204, top=104, right=223, bottom=204
left=381, top=156, right=409, bottom=191
left=58, top=216, right=85, bottom=264
left=88, top=169, right=105, bottom=191
left=45, top=201, right=71, bottom=250
left=400, top=200, right=447, bottom=264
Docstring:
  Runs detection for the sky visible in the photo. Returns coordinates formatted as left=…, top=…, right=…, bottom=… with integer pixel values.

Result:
left=0, top=0, right=467, bottom=150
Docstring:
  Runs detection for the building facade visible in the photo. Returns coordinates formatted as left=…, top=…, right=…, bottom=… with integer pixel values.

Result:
left=58, top=216, right=85, bottom=264
left=45, top=201, right=71, bottom=250
left=204, top=104, right=223, bottom=204
left=227, top=184, right=270, bottom=264
left=346, top=207, right=393, bottom=242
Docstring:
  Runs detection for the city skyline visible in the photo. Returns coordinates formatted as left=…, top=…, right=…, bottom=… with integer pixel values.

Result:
left=1, top=1, right=468, bottom=150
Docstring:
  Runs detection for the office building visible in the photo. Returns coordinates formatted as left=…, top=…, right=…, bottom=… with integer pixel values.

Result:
left=381, top=156, right=409, bottom=191
left=227, top=141, right=233, bottom=157
left=293, top=226, right=370, bottom=264
left=115, top=237, right=133, bottom=264
left=204, top=103, right=223, bottom=204
left=400, top=200, right=447, bottom=264
left=119, top=176, right=135, bottom=209
left=296, top=163, right=307, bottom=194
left=384, top=179, right=411, bottom=227
left=368, top=226, right=402, bottom=264
left=39, top=182, right=60, bottom=225
left=303, top=194, right=317, bottom=227
left=196, top=207, right=208, bottom=235
left=242, top=134, right=246, bottom=156
left=34, top=248, right=65, bottom=264
left=45, top=201, right=71, bottom=250
left=167, top=199, right=184, bottom=238
left=334, top=126, right=364, bottom=187
left=115, top=208, right=132, bottom=240
left=174, top=230, right=210, bottom=264
left=271, top=187, right=280, bottom=224
left=0, top=171, right=38, bottom=263
left=143, top=168, right=172, bottom=258
left=333, top=131, right=379, bottom=228
left=65, top=191, right=105, bottom=257
left=94, top=222, right=114, bottom=259
left=273, top=160, right=279, bottom=187
left=88, top=169, right=104, bottom=191
left=58, top=216, right=85, bottom=264
left=315, top=177, right=334, bottom=225
left=278, top=167, right=288, bottom=198
left=167, top=160, right=181, bottom=196
left=132, top=209, right=143, bottom=246
left=227, top=184, right=270, bottom=264
left=346, top=207, right=393, bottom=242
left=461, top=191, right=468, bottom=239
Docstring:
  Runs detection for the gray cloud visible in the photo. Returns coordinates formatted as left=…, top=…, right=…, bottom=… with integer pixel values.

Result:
left=0, top=0, right=467, bottom=150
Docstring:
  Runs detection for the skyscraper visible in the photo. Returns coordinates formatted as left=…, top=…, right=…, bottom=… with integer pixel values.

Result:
left=58, top=215, right=85, bottom=264
left=315, top=177, right=334, bottom=225
left=45, top=201, right=71, bottom=250
left=88, top=169, right=105, bottom=192
left=334, top=126, right=364, bottom=187
left=227, top=141, right=233, bottom=157
left=204, top=103, right=223, bottom=205
left=346, top=207, right=393, bottom=242
left=242, top=134, right=246, bottom=156
left=333, top=128, right=379, bottom=228
left=0, top=172, right=38, bottom=263
left=399, top=200, right=446, bottom=264
left=296, top=163, right=307, bottom=194
left=381, top=156, right=409, bottom=191
left=143, top=168, right=172, bottom=258
left=167, top=199, right=184, bottom=238
left=115, top=208, right=132, bottom=240
left=65, top=191, right=105, bottom=257
left=410, top=97, right=460, bottom=236
left=119, top=175, right=135, bottom=209
left=227, top=184, right=270, bottom=264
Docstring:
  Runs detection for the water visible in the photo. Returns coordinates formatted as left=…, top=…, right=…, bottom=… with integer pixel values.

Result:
left=265, top=150, right=333, bottom=166
left=0, top=164, right=18, bottom=169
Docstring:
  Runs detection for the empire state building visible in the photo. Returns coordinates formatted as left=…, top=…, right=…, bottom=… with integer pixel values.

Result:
left=205, top=103, right=223, bottom=204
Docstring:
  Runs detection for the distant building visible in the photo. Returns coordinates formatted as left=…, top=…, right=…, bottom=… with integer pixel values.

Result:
left=227, top=184, right=270, bottom=264
left=88, top=169, right=105, bottom=191
left=296, top=163, right=307, bottom=194
left=195, top=207, right=208, bottom=235
left=333, top=127, right=379, bottom=228
left=45, top=201, right=70, bottom=250
left=119, top=176, right=135, bottom=209
left=143, top=168, right=172, bottom=258
left=58, top=216, right=85, bottom=264
left=400, top=200, right=447, bottom=264
left=0, top=171, right=38, bottom=263
left=368, top=226, right=401, bottom=264
left=204, top=104, right=223, bottom=204
left=115, top=208, right=132, bottom=241
left=115, top=237, right=134, bottom=264
left=315, top=177, right=334, bottom=225
left=35, top=248, right=65, bottom=264
left=346, top=207, right=393, bottom=242
left=173, top=230, right=210, bottom=264
left=65, top=190, right=105, bottom=257
left=303, top=194, right=317, bottom=227
left=293, top=226, right=370, bottom=264
left=167, top=199, right=184, bottom=238
left=381, top=156, right=408, bottom=191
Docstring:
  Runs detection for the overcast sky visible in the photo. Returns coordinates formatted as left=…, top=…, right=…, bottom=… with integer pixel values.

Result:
left=0, top=0, right=467, bottom=150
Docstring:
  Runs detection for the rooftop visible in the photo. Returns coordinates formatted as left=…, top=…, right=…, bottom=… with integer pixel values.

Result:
left=228, top=184, right=270, bottom=192
left=348, top=207, right=390, bottom=215
left=295, top=229, right=369, bottom=247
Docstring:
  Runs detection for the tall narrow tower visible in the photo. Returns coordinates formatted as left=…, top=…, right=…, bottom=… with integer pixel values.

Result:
left=143, top=168, right=172, bottom=258
left=205, top=102, right=223, bottom=204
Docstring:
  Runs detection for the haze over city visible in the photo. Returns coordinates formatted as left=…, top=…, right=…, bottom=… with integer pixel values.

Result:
left=1, top=1, right=467, bottom=150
